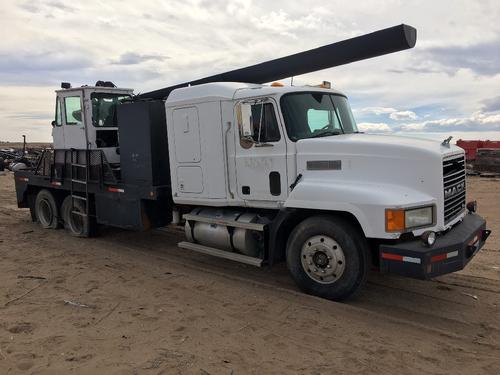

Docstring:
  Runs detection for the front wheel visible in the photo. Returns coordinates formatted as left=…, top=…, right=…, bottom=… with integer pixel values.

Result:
left=286, top=216, right=369, bottom=301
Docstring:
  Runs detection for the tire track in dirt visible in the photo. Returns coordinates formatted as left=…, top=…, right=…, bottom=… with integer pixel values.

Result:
left=95, top=229, right=500, bottom=348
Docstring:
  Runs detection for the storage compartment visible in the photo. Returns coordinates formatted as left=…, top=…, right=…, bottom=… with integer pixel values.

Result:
left=117, top=101, right=170, bottom=186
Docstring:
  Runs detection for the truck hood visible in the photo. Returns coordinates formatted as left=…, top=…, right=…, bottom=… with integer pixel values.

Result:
left=296, top=133, right=462, bottom=160
left=295, top=133, right=463, bottom=189
left=292, top=133, right=466, bottom=235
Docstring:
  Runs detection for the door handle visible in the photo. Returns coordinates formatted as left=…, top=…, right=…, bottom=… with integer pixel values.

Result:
left=255, top=142, right=274, bottom=148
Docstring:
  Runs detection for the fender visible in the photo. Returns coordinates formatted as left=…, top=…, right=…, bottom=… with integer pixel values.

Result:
left=284, top=177, right=436, bottom=239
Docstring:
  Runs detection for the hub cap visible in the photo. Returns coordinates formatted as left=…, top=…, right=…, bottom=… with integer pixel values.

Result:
left=300, top=235, right=346, bottom=284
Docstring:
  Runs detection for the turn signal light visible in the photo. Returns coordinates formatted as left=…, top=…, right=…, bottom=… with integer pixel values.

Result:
left=271, top=82, right=284, bottom=87
left=385, top=209, right=405, bottom=232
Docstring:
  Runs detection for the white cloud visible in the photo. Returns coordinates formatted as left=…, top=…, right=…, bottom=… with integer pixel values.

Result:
left=358, top=111, right=500, bottom=135
left=356, top=107, right=397, bottom=115
left=357, top=122, right=392, bottom=133
left=389, top=110, right=418, bottom=121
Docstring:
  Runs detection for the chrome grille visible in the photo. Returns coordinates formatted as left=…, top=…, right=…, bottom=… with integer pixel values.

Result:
left=443, top=154, right=466, bottom=223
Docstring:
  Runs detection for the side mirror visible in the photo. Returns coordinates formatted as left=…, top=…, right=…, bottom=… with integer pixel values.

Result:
left=237, top=103, right=255, bottom=149
left=51, top=120, right=56, bottom=127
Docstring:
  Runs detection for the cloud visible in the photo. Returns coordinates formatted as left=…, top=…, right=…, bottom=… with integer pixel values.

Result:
left=357, top=122, right=392, bottom=133
left=19, top=0, right=75, bottom=15
left=2, top=0, right=500, bottom=141
left=389, top=110, right=417, bottom=121
left=481, top=96, right=500, bottom=113
left=5, top=112, right=53, bottom=121
left=356, top=107, right=397, bottom=115
left=416, top=41, right=500, bottom=76
left=413, top=112, right=500, bottom=132
left=0, top=51, right=92, bottom=74
left=358, top=112, right=500, bottom=134
left=251, top=10, right=323, bottom=38
left=356, top=107, right=417, bottom=121
left=112, top=52, right=169, bottom=65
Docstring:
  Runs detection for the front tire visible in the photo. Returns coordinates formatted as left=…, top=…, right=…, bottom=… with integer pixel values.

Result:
left=34, top=189, right=59, bottom=229
left=286, top=216, right=368, bottom=301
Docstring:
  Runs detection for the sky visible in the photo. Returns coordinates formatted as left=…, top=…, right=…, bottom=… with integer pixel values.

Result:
left=1, top=0, right=499, bottom=142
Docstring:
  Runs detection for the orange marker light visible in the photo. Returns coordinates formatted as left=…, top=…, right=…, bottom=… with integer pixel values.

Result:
left=385, top=209, right=405, bottom=232
left=271, top=82, right=284, bottom=87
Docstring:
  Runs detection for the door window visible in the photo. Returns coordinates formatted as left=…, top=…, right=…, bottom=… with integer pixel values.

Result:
left=55, top=98, right=62, bottom=126
left=238, top=101, right=281, bottom=148
left=64, top=96, right=83, bottom=125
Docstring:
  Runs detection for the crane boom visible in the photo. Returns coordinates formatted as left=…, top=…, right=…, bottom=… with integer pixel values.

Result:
left=138, top=24, right=416, bottom=100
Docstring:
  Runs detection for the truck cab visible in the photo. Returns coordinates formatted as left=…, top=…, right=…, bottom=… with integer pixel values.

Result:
left=166, top=82, right=465, bottom=237
left=52, top=82, right=133, bottom=164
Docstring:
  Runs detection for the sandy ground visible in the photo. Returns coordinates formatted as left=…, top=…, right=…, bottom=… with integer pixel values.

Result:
left=0, top=173, right=499, bottom=374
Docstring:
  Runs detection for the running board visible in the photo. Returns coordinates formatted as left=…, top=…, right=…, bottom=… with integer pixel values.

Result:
left=177, top=241, right=263, bottom=267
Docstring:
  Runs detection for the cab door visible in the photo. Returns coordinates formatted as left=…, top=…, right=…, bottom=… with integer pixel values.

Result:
left=60, top=90, right=87, bottom=149
left=234, top=98, right=288, bottom=203
left=51, top=97, right=64, bottom=149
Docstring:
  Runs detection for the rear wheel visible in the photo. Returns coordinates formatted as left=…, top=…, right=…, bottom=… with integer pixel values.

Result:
left=34, top=190, right=59, bottom=229
left=61, top=195, right=94, bottom=237
left=286, top=216, right=368, bottom=301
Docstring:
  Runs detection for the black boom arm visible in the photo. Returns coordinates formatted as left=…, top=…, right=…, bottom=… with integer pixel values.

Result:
left=139, top=24, right=416, bottom=100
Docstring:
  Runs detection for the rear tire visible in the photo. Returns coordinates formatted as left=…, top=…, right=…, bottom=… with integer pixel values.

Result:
left=34, top=190, right=59, bottom=229
left=286, top=215, right=368, bottom=301
left=61, top=195, right=95, bottom=237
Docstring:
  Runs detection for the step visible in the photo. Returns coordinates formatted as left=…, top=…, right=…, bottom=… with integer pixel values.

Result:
left=71, top=179, right=87, bottom=184
left=71, top=211, right=88, bottom=217
left=177, top=241, right=263, bottom=267
left=72, top=163, right=87, bottom=168
left=72, top=195, right=87, bottom=201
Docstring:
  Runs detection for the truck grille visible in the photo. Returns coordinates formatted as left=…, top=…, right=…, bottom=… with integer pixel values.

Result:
left=443, top=155, right=466, bottom=223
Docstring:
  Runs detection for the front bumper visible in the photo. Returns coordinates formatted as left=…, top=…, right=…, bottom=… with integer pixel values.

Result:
left=379, top=213, right=490, bottom=279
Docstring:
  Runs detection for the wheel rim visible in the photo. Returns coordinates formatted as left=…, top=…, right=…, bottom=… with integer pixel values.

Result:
left=68, top=207, right=84, bottom=234
left=38, top=199, right=53, bottom=226
left=300, top=235, right=346, bottom=284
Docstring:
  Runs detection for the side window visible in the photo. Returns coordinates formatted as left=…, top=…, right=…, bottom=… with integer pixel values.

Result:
left=55, top=98, right=62, bottom=127
left=64, top=96, right=82, bottom=125
left=91, top=93, right=130, bottom=127
left=238, top=101, right=281, bottom=148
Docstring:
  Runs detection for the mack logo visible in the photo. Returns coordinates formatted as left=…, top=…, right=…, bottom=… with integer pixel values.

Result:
left=444, top=181, right=465, bottom=199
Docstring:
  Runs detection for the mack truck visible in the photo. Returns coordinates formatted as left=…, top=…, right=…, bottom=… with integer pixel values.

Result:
left=14, top=25, right=490, bottom=300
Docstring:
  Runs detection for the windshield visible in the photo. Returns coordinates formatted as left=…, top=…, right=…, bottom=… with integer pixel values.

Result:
left=91, top=93, right=131, bottom=127
left=280, top=92, right=358, bottom=141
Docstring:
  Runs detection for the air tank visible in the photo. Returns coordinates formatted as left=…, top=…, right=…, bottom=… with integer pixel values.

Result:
left=185, top=208, right=264, bottom=257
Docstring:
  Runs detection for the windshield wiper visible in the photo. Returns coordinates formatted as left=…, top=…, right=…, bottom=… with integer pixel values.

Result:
left=309, top=130, right=342, bottom=139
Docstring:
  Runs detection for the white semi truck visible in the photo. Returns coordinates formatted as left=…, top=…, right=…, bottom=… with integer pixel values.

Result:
left=14, top=25, right=490, bottom=300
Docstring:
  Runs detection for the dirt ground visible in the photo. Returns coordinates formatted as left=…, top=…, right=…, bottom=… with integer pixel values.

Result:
left=0, top=173, right=499, bottom=375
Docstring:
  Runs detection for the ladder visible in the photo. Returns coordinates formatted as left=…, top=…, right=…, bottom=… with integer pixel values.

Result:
left=69, top=149, right=89, bottom=218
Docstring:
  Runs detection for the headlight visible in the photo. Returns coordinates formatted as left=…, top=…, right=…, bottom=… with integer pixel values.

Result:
left=405, top=206, right=434, bottom=228
left=386, top=205, right=434, bottom=232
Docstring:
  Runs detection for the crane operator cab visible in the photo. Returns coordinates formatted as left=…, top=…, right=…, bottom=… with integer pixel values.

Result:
left=51, top=81, right=133, bottom=165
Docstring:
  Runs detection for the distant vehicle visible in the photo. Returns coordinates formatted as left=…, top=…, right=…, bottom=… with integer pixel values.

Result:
left=14, top=25, right=490, bottom=300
